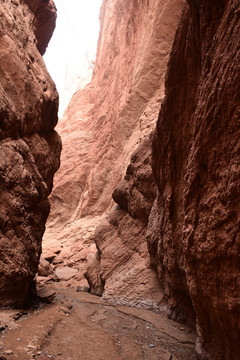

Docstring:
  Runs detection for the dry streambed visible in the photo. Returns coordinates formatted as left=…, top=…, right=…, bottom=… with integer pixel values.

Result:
left=0, top=289, right=196, bottom=360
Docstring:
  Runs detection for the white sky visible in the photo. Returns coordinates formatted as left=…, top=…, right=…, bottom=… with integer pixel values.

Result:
left=44, top=0, right=102, bottom=116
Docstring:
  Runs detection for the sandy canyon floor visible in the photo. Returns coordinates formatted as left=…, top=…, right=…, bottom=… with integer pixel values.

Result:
left=0, top=284, right=196, bottom=360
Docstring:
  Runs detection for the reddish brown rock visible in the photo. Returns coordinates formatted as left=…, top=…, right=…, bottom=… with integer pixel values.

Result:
left=112, top=136, right=157, bottom=223
left=45, top=0, right=184, bottom=308
left=38, top=258, right=53, bottom=277
left=37, top=287, right=56, bottom=302
left=34, top=0, right=57, bottom=56
left=46, top=0, right=184, bottom=229
left=0, top=0, right=60, bottom=307
left=86, top=207, right=165, bottom=309
left=148, top=1, right=240, bottom=358
left=85, top=137, right=164, bottom=308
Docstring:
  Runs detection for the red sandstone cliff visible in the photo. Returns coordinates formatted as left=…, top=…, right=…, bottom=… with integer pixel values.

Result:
left=43, top=0, right=240, bottom=358
left=44, top=0, right=184, bottom=307
left=148, top=0, right=240, bottom=358
left=0, top=0, right=61, bottom=306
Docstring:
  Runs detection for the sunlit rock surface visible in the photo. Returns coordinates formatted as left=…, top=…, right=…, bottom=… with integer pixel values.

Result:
left=148, top=0, right=240, bottom=358
left=0, top=0, right=61, bottom=306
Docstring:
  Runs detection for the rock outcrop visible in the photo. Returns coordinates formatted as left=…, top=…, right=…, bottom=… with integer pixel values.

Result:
left=0, top=0, right=60, bottom=306
left=148, top=0, right=240, bottom=358
left=44, top=0, right=184, bottom=307
left=85, top=137, right=164, bottom=308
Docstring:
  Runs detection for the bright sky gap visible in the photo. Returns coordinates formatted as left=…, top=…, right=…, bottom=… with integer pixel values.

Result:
left=44, top=0, right=102, bottom=117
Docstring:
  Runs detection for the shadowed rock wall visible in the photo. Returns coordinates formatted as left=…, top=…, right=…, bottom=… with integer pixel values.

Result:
left=0, top=0, right=61, bottom=306
left=148, top=1, right=240, bottom=358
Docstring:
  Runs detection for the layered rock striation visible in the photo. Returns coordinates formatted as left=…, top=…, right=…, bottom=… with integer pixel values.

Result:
left=44, top=0, right=184, bottom=307
left=85, top=136, right=164, bottom=308
left=42, top=0, right=185, bottom=310
left=46, top=0, right=185, bottom=229
left=0, top=0, right=61, bottom=306
left=148, top=0, right=240, bottom=358
left=42, top=0, right=240, bottom=357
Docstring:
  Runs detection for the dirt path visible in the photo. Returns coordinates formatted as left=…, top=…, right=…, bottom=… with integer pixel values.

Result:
left=0, top=289, right=196, bottom=360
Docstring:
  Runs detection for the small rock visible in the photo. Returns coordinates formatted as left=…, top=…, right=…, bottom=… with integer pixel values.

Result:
left=55, top=267, right=78, bottom=281
left=59, top=307, right=70, bottom=315
left=150, top=344, right=155, bottom=348
left=161, top=350, right=174, bottom=360
left=37, top=287, right=56, bottom=302
left=44, top=255, right=56, bottom=263
left=5, top=350, right=13, bottom=355
left=12, top=312, right=22, bottom=320
left=52, top=258, right=64, bottom=266
left=38, top=258, right=53, bottom=277
left=77, top=286, right=90, bottom=293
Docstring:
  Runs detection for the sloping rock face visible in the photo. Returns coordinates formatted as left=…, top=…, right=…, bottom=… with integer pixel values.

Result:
left=46, top=0, right=184, bottom=230
left=85, top=137, right=165, bottom=308
left=0, top=0, right=61, bottom=307
left=44, top=0, right=184, bottom=306
left=148, top=0, right=240, bottom=358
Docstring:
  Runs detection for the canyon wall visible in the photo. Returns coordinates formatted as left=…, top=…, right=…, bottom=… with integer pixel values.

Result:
left=148, top=0, right=240, bottom=358
left=44, top=0, right=184, bottom=307
left=0, top=0, right=61, bottom=306
left=44, top=0, right=240, bottom=358
left=47, top=0, right=185, bottom=225
left=85, top=136, right=164, bottom=308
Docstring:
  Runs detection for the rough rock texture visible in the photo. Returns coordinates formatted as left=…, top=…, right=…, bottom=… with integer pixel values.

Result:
left=112, top=137, right=157, bottom=223
left=44, top=0, right=184, bottom=307
left=34, top=0, right=57, bottom=56
left=0, top=0, right=60, bottom=307
left=148, top=1, right=240, bottom=358
left=85, top=137, right=164, bottom=308
left=46, top=0, right=184, bottom=228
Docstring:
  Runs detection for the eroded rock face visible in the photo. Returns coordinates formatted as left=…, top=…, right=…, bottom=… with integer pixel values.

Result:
left=46, top=0, right=184, bottom=230
left=85, top=137, right=164, bottom=308
left=112, top=137, right=157, bottom=223
left=0, top=0, right=60, bottom=306
left=148, top=1, right=240, bottom=358
left=44, top=0, right=184, bottom=308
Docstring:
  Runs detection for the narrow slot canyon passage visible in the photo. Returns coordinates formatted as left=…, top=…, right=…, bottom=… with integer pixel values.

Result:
left=0, top=0, right=239, bottom=359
